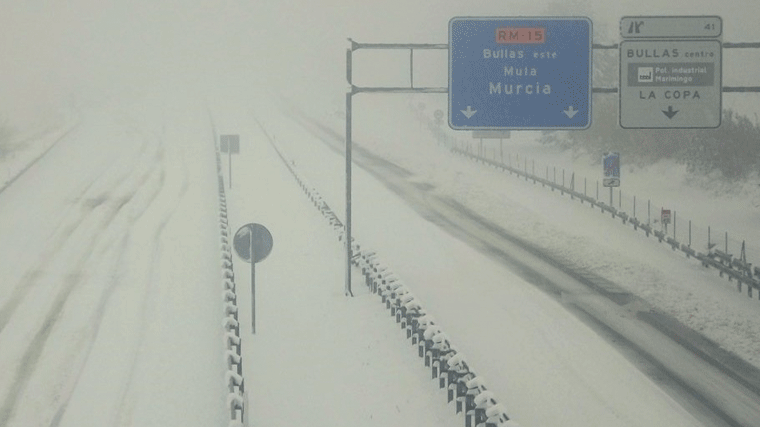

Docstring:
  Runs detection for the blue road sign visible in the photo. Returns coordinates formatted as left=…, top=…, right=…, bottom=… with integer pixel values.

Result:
left=603, top=152, right=620, bottom=187
left=449, top=17, right=592, bottom=130
left=233, top=223, right=273, bottom=264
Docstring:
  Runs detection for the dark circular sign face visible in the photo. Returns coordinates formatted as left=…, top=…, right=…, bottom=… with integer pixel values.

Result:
left=233, top=223, right=273, bottom=264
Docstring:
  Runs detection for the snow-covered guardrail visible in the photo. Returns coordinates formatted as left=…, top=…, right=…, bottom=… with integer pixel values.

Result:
left=415, top=103, right=760, bottom=302
left=213, top=126, right=247, bottom=427
left=447, top=144, right=760, bottom=301
left=258, top=121, right=519, bottom=427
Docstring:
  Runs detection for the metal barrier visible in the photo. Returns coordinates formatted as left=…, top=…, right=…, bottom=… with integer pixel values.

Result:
left=446, top=142, right=760, bottom=301
left=213, top=127, right=247, bottom=427
left=258, top=128, right=519, bottom=426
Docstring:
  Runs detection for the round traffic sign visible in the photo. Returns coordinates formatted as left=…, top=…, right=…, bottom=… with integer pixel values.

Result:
left=233, top=223, right=273, bottom=263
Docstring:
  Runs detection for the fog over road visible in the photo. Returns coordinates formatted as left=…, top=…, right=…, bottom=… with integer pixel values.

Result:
left=284, top=107, right=760, bottom=427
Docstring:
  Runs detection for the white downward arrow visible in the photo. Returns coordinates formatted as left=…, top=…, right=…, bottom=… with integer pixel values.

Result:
left=460, top=106, right=477, bottom=119
left=563, top=106, right=578, bottom=118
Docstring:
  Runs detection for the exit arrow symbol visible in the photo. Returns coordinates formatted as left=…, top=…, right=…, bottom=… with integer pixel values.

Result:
left=563, top=106, right=578, bottom=118
left=662, top=106, right=679, bottom=119
left=460, top=106, right=477, bottom=119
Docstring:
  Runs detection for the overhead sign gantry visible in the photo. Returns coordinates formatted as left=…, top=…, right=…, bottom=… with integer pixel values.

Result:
left=449, top=17, right=593, bottom=130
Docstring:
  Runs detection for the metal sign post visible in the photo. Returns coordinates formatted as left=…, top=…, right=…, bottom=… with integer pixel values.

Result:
left=220, top=134, right=241, bottom=189
left=250, top=232, right=256, bottom=333
left=603, top=152, right=621, bottom=191
left=345, top=39, right=448, bottom=296
left=233, top=223, right=273, bottom=334
left=662, top=209, right=672, bottom=233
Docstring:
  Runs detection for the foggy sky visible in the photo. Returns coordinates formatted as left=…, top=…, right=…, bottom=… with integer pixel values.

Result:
left=1, top=0, right=758, bottom=127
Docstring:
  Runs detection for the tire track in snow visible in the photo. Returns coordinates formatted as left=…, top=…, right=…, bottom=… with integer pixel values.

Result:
left=0, top=128, right=166, bottom=427
left=0, top=123, right=80, bottom=197
left=0, top=132, right=149, bottom=336
left=110, top=130, right=191, bottom=427
left=46, top=125, right=191, bottom=427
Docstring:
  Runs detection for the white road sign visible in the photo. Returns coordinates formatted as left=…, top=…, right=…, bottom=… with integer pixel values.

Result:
left=619, top=40, right=722, bottom=128
left=621, top=16, right=722, bottom=39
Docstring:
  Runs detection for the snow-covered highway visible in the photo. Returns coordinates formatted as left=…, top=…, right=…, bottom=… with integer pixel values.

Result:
left=0, top=101, right=227, bottom=426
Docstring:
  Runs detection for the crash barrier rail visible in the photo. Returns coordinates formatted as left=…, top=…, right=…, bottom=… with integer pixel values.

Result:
left=423, top=119, right=760, bottom=301
left=256, top=122, right=519, bottom=427
left=213, top=130, right=247, bottom=427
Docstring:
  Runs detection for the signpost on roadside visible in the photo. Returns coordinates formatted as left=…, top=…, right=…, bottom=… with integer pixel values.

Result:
left=449, top=17, right=593, bottom=130
left=472, top=131, right=511, bottom=162
left=603, top=152, right=620, bottom=206
left=220, top=134, right=240, bottom=189
left=233, top=223, right=273, bottom=334
left=661, top=209, right=672, bottom=233
left=619, top=16, right=722, bottom=128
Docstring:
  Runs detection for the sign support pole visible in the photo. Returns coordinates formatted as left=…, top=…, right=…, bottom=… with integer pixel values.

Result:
left=345, top=90, right=354, bottom=297
left=250, top=227, right=256, bottom=334
left=343, top=39, right=447, bottom=297
left=232, top=223, right=272, bottom=335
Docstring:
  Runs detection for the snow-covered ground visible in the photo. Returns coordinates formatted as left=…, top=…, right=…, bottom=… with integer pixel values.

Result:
left=0, top=114, right=77, bottom=193
left=3, top=1, right=760, bottom=426
left=242, top=97, right=754, bottom=426
left=0, top=99, right=228, bottom=427
left=214, top=110, right=464, bottom=427
left=288, top=95, right=760, bottom=371
left=1, top=91, right=758, bottom=427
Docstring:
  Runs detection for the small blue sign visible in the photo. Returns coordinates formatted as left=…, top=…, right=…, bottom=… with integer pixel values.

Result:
left=603, top=152, right=620, bottom=178
left=603, top=152, right=620, bottom=187
left=449, top=17, right=592, bottom=130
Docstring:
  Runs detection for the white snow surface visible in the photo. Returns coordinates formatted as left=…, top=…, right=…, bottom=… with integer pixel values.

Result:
left=1, top=91, right=759, bottom=427
left=265, top=94, right=760, bottom=374
left=2, top=2, right=760, bottom=425
left=229, top=99, right=714, bottom=427
left=0, top=98, right=227, bottom=427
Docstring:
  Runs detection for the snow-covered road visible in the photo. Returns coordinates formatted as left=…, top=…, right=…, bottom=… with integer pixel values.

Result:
left=252, top=95, right=760, bottom=427
left=3, top=92, right=759, bottom=427
left=281, top=104, right=760, bottom=427
left=0, top=101, right=227, bottom=427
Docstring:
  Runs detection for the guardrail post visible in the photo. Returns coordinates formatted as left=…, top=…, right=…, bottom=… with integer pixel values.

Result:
left=227, top=393, right=245, bottom=423
left=570, top=172, right=575, bottom=199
